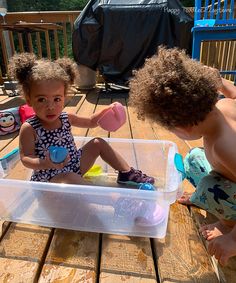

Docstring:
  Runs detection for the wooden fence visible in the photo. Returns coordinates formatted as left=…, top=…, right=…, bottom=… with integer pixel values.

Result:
left=185, top=4, right=236, bottom=81
left=0, top=11, right=80, bottom=82
left=201, top=41, right=236, bottom=81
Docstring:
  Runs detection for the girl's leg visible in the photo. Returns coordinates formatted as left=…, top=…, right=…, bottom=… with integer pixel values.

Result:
left=79, top=138, right=130, bottom=176
left=79, top=138, right=154, bottom=185
left=50, top=172, right=86, bottom=184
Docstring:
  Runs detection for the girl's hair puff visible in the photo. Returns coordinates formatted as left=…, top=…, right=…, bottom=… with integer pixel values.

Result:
left=8, top=53, right=77, bottom=98
left=8, top=52, right=36, bottom=81
left=55, top=57, right=77, bottom=85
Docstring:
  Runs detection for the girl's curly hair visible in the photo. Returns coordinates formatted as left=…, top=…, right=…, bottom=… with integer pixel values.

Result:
left=129, top=46, right=221, bottom=129
left=8, top=53, right=77, bottom=98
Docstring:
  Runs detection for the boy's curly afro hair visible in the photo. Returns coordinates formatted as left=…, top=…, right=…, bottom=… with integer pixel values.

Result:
left=129, top=46, right=221, bottom=129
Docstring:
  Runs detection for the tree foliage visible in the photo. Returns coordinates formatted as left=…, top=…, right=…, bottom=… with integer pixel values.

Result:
left=7, top=0, right=89, bottom=12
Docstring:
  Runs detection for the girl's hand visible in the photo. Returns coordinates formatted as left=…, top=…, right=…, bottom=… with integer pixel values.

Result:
left=110, top=101, right=119, bottom=108
left=43, top=151, right=70, bottom=170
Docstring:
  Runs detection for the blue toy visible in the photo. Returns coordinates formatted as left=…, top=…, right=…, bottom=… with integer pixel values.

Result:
left=138, top=183, right=155, bottom=191
left=0, top=147, right=19, bottom=171
left=49, top=146, right=68, bottom=164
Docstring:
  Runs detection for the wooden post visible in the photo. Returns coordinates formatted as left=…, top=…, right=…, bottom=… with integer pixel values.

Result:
left=0, top=0, right=13, bottom=78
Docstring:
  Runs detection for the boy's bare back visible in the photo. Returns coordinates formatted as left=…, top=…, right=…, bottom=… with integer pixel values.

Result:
left=204, top=98, right=236, bottom=182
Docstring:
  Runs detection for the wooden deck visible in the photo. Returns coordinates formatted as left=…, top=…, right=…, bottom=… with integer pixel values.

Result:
left=0, top=85, right=236, bottom=283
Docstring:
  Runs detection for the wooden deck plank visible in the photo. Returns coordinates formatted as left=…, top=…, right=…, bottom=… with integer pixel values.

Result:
left=0, top=94, right=22, bottom=152
left=0, top=91, right=76, bottom=156
left=0, top=258, right=39, bottom=283
left=72, top=89, right=103, bottom=137
left=128, top=107, right=157, bottom=140
left=0, top=223, right=52, bottom=282
left=110, top=97, right=131, bottom=139
left=1, top=87, right=236, bottom=282
left=152, top=123, right=190, bottom=155
left=3, top=90, right=82, bottom=180
left=36, top=90, right=101, bottom=281
left=147, top=122, right=219, bottom=281
left=0, top=221, right=10, bottom=238
left=184, top=139, right=236, bottom=280
left=0, top=96, right=25, bottom=110
left=0, top=133, right=19, bottom=156
left=151, top=119, right=236, bottom=281
left=0, top=89, right=82, bottom=282
left=7, top=159, right=31, bottom=180
left=154, top=203, right=219, bottom=282
left=0, top=95, right=10, bottom=102
left=100, top=235, right=156, bottom=283
left=38, top=230, right=99, bottom=282
left=0, top=223, right=51, bottom=259
left=191, top=207, right=236, bottom=283
left=99, top=97, right=157, bottom=282
left=39, top=266, right=95, bottom=283
left=87, top=93, right=112, bottom=138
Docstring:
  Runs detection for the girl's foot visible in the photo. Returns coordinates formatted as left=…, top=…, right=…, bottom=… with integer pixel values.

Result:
left=117, top=167, right=154, bottom=186
left=199, top=221, right=232, bottom=240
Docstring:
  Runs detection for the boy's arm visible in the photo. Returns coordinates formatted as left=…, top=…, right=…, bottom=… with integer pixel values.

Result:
left=214, top=137, right=236, bottom=179
left=218, top=78, right=236, bottom=99
left=19, top=123, right=67, bottom=170
left=205, top=66, right=236, bottom=99
left=69, top=103, right=115, bottom=128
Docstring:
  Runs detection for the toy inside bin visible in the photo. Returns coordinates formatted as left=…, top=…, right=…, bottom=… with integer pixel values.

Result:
left=0, top=137, right=183, bottom=238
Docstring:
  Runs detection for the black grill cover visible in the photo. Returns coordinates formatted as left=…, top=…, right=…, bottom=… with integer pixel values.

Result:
left=72, top=0, right=193, bottom=84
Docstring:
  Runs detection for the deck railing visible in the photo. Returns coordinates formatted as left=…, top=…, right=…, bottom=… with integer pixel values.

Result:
left=0, top=11, right=81, bottom=82
left=185, top=4, right=236, bottom=82
left=201, top=40, right=236, bottom=80
left=0, top=10, right=235, bottom=84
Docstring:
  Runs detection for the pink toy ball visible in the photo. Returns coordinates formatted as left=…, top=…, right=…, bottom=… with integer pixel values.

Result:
left=134, top=203, right=165, bottom=227
left=114, top=198, right=165, bottom=227
left=97, top=102, right=126, bottom=132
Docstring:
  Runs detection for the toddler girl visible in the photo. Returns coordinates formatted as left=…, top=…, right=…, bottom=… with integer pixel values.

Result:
left=9, top=53, right=154, bottom=186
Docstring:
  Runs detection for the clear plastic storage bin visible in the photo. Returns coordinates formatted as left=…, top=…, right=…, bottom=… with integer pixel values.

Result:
left=0, top=137, right=183, bottom=238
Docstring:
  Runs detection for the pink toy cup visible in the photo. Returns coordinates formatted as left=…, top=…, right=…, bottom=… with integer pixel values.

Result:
left=97, top=102, right=126, bottom=132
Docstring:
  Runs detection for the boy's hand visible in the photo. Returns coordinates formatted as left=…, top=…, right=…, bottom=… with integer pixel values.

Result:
left=208, top=232, right=236, bottom=266
left=44, top=151, right=70, bottom=170
left=204, top=65, right=223, bottom=90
